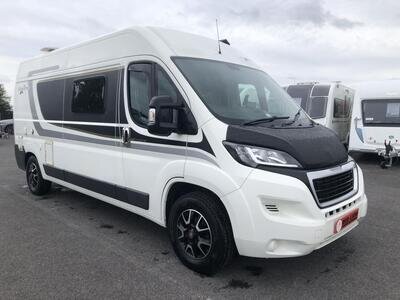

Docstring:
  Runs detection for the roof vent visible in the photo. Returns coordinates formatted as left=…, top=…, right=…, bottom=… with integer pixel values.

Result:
left=40, top=47, right=57, bottom=53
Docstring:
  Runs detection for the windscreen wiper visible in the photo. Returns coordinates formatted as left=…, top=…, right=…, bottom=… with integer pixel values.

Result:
left=241, top=116, right=290, bottom=126
left=283, top=108, right=302, bottom=126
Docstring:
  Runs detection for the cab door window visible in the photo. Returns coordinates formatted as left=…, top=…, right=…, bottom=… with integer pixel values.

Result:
left=128, top=63, right=152, bottom=126
left=128, top=63, right=181, bottom=127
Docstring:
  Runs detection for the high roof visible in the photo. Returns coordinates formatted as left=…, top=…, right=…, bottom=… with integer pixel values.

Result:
left=17, top=26, right=256, bottom=80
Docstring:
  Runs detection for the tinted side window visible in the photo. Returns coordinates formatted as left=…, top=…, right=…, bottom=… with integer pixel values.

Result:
left=308, top=96, right=327, bottom=118
left=72, top=77, right=105, bottom=114
left=156, top=65, right=178, bottom=102
left=334, top=98, right=349, bottom=118
left=311, top=85, right=330, bottom=97
left=128, top=64, right=152, bottom=126
left=128, top=63, right=183, bottom=127
left=37, top=78, right=64, bottom=120
left=286, top=85, right=313, bottom=110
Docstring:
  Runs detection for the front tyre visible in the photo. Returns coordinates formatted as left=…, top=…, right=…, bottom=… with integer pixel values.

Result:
left=168, top=191, right=235, bottom=275
left=26, top=156, right=51, bottom=195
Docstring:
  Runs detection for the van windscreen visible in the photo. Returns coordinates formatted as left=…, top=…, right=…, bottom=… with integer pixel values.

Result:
left=173, top=57, right=311, bottom=126
left=363, top=99, right=400, bottom=126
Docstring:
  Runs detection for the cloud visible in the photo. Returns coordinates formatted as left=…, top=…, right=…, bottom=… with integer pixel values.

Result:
left=0, top=0, right=400, bottom=99
left=186, top=0, right=363, bottom=30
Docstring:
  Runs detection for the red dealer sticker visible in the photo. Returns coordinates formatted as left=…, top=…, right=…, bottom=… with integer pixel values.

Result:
left=334, top=208, right=359, bottom=234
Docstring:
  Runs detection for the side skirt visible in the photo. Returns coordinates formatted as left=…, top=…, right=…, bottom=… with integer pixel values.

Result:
left=43, top=165, right=149, bottom=210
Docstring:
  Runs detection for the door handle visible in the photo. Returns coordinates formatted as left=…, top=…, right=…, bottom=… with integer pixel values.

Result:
left=122, top=127, right=130, bottom=145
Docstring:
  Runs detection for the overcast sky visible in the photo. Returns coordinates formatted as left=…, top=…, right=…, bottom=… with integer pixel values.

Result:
left=1, top=0, right=400, bottom=100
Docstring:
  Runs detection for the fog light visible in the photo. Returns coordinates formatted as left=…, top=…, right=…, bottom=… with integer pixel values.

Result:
left=267, top=240, right=277, bottom=252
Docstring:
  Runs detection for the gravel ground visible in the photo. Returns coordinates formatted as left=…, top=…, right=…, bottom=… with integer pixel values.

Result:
left=0, top=137, right=399, bottom=299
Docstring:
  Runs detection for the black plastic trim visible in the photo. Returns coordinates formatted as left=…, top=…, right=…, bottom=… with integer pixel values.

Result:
left=14, top=145, right=26, bottom=171
left=43, top=165, right=149, bottom=210
left=129, top=128, right=214, bottom=156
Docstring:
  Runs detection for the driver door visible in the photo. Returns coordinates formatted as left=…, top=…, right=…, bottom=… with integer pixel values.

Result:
left=119, top=61, right=187, bottom=215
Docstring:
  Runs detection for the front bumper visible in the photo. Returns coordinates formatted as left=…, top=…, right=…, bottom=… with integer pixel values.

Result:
left=223, top=165, right=367, bottom=258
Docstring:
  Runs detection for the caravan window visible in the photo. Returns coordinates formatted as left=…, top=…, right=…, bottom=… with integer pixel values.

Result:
left=71, top=77, right=105, bottom=114
left=363, top=99, right=400, bottom=125
left=308, top=96, right=327, bottom=119
left=334, top=98, right=350, bottom=118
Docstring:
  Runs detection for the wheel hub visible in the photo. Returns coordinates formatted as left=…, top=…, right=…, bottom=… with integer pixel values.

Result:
left=176, top=209, right=212, bottom=259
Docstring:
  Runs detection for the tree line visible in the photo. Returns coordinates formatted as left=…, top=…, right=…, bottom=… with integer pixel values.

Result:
left=0, top=84, right=13, bottom=120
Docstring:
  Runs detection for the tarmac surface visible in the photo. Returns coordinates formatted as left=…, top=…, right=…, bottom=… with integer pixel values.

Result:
left=0, top=137, right=399, bottom=299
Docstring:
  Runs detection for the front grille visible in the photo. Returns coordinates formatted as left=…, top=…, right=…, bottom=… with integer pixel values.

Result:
left=313, top=169, right=354, bottom=204
left=308, top=161, right=357, bottom=208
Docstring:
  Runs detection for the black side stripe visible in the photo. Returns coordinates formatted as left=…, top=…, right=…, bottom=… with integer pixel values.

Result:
left=43, top=165, right=149, bottom=210
left=61, top=123, right=117, bottom=138
left=129, top=128, right=215, bottom=156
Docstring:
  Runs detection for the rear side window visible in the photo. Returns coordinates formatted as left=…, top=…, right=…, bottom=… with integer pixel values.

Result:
left=72, top=77, right=105, bottom=114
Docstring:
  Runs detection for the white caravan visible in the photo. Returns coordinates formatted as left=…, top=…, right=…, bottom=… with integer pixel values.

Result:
left=349, top=80, right=400, bottom=163
left=14, top=27, right=367, bottom=274
left=285, top=83, right=355, bottom=144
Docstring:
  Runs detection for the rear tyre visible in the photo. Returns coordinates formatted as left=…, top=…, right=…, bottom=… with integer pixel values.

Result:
left=167, top=191, right=235, bottom=275
left=26, top=156, right=51, bottom=195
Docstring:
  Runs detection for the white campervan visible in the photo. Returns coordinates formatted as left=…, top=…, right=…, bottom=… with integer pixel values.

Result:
left=349, top=80, right=400, bottom=163
left=14, top=27, right=367, bottom=274
left=285, top=83, right=354, bottom=144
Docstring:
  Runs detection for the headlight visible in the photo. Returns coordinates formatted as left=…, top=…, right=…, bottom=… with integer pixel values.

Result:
left=223, top=142, right=302, bottom=168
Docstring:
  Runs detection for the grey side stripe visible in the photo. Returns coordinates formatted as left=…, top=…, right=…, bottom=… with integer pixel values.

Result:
left=28, top=81, right=117, bottom=147
left=27, top=81, right=219, bottom=167
left=28, top=65, right=60, bottom=77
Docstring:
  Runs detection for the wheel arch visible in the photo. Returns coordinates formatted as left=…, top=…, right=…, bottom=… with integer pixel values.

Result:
left=163, top=181, right=233, bottom=234
left=25, top=152, right=36, bottom=168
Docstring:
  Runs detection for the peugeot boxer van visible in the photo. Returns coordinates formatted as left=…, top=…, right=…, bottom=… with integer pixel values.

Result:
left=14, top=27, right=367, bottom=274
left=285, top=82, right=354, bottom=145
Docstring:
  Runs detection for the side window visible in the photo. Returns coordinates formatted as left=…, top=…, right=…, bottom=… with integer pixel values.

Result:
left=308, top=96, right=327, bottom=119
left=128, top=64, right=152, bottom=126
left=72, top=77, right=105, bottom=114
left=239, top=83, right=260, bottom=109
left=128, top=63, right=183, bottom=127
left=334, top=98, right=348, bottom=118
left=156, top=65, right=178, bottom=101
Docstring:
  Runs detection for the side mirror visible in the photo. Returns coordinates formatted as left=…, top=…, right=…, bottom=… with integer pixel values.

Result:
left=148, top=96, right=182, bottom=136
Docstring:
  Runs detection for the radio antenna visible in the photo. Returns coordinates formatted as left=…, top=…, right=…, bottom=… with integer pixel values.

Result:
left=216, top=19, right=221, bottom=54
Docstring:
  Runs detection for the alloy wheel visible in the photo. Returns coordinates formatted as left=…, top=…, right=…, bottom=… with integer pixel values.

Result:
left=176, top=209, right=212, bottom=259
